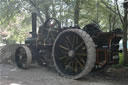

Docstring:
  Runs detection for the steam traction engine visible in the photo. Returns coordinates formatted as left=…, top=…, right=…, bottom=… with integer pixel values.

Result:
left=15, top=13, right=122, bottom=79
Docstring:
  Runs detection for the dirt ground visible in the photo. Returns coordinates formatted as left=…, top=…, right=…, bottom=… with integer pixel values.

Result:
left=0, top=63, right=128, bottom=85
left=0, top=45, right=128, bottom=85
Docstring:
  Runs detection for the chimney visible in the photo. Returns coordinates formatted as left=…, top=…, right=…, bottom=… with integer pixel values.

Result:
left=32, top=12, right=37, bottom=38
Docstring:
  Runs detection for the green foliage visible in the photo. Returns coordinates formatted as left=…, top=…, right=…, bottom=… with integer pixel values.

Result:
left=79, top=0, right=122, bottom=30
left=119, top=53, right=124, bottom=65
left=7, top=38, right=16, bottom=44
left=0, top=35, right=2, bottom=42
left=0, top=0, right=123, bottom=43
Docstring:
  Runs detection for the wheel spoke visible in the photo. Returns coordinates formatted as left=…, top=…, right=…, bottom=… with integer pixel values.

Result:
left=75, top=58, right=84, bottom=69
left=72, top=35, right=76, bottom=49
left=22, top=56, right=27, bottom=62
left=59, top=56, right=67, bottom=60
left=59, top=45, right=70, bottom=51
left=80, top=57, right=86, bottom=64
left=74, top=62, right=78, bottom=72
left=65, top=36, right=72, bottom=47
left=82, top=47, right=86, bottom=50
left=65, top=64, right=70, bottom=70
left=65, top=60, right=74, bottom=71
left=70, top=61, right=74, bottom=72
left=75, top=35, right=78, bottom=46
left=64, top=40, right=70, bottom=49
left=19, top=55, right=22, bottom=60
left=60, top=50, right=68, bottom=56
left=20, top=48, right=25, bottom=54
left=64, top=58, right=70, bottom=65
left=75, top=42, right=84, bottom=51
left=76, top=53, right=87, bottom=56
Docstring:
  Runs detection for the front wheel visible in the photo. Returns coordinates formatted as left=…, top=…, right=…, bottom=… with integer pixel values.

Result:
left=15, top=46, right=32, bottom=69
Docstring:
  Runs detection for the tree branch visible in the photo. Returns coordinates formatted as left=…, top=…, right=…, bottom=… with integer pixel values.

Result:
left=101, top=0, right=123, bottom=17
left=26, top=0, right=44, bottom=24
left=115, top=0, right=124, bottom=25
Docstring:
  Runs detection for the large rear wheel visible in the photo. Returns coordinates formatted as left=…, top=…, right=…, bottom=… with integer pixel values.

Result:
left=52, top=29, right=96, bottom=79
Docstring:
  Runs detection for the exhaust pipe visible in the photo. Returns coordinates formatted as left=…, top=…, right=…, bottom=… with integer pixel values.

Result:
left=32, top=12, right=37, bottom=38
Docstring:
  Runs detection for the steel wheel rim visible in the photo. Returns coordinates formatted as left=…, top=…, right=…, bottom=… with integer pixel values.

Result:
left=15, top=46, right=32, bottom=69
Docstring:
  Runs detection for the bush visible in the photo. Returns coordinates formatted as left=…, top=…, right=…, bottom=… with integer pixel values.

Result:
left=6, top=39, right=16, bottom=45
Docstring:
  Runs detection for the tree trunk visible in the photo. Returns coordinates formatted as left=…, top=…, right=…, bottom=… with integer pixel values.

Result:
left=52, top=0, right=56, bottom=18
left=59, top=0, right=63, bottom=27
left=44, top=5, right=50, bottom=20
left=123, top=6, right=128, bottom=65
left=29, top=0, right=44, bottom=24
left=109, top=14, right=112, bottom=31
left=112, top=15, right=116, bottom=30
left=74, top=0, right=80, bottom=26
